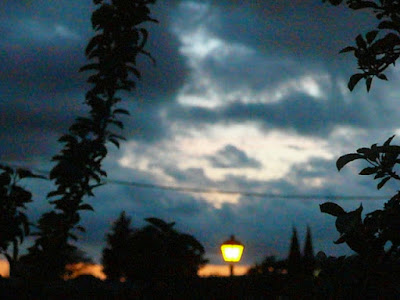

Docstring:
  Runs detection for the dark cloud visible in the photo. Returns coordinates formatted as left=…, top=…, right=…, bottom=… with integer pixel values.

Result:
left=207, top=144, right=262, bottom=169
left=0, top=0, right=189, bottom=162
left=136, top=20, right=189, bottom=102
left=168, top=89, right=397, bottom=136
left=176, top=0, right=381, bottom=108
left=206, top=0, right=377, bottom=62
left=1, top=42, right=87, bottom=95
left=0, top=0, right=390, bottom=164
left=290, top=157, right=337, bottom=180
left=163, top=166, right=213, bottom=186
left=198, top=50, right=310, bottom=95
left=119, top=101, right=171, bottom=143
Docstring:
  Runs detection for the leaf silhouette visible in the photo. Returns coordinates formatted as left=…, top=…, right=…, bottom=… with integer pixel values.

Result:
left=336, top=153, right=363, bottom=171
left=320, top=202, right=346, bottom=217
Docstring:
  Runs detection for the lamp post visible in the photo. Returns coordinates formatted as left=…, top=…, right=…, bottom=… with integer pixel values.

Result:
left=220, top=235, right=244, bottom=276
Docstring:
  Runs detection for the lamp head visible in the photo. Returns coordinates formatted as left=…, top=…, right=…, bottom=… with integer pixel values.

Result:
left=220, top=235, right=244, bottom=263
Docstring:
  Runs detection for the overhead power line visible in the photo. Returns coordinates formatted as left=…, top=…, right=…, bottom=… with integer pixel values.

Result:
left=0, top=161, right=391, bottom=201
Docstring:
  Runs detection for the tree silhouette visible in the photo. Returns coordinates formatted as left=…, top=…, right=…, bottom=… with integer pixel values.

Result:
left=17, top=0, right=158, bottom=280
left=124, top=217, right=208, bottom=282
left=102, top=211, right=134, bottom=281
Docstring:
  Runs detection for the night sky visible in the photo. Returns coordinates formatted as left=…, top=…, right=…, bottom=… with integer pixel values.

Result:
left=1, top=0, right=400, bottom=268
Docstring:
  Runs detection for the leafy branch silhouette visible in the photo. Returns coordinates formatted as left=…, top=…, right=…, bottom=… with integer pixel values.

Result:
left=318, top=1, right=400, bottom=297
left=0, top=165, right=46, bottom=275
left=1, top=0, right=158, bottom=280
left=324, top=0, right=400, bottom=91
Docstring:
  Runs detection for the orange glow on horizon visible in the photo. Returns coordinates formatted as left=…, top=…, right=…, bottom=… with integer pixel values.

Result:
left=64, top=263, right=106, bottom=280
left=0, top=260, right=108, bottom=280
left=65, top=263, right=250, bottom=279
left=198, top=264, right=250, bottom=277
left=0, top=259, right=9, bottom=277
left=0, top=260, right=249, bottom=279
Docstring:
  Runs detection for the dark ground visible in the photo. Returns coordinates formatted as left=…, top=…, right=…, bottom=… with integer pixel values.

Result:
left=0, top=274, right=304, bottom=299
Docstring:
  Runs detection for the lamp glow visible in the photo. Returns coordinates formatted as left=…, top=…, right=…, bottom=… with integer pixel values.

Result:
left=221, top=244, right=244, bottom=262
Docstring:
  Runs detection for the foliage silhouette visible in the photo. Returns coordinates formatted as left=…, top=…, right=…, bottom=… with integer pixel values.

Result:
left=102, top=214, right=208, bottom=283
left=314, top=251, right=400, bottom=298
left=319, top=0, right=400, bottom=297
left=322, top=0, right=400, bottom=257
left=102, top=211, right=134, bottom=281
left=323, top=0, right=400, bottom=91
left=0, top=0, right=158, bottom=280
left=0, top=165, right=46, bottom=277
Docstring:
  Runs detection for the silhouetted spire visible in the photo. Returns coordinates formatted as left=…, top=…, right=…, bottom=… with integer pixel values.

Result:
left=288, top=227, right=301, bottom=274
left=303, top=225, right=314, bottom=260
left=303, top=225, right=315, bottom=276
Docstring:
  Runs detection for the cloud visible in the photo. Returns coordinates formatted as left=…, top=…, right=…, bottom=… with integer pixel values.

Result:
left=207, top=144, right=262, bottom=169
left=163, top=166, right=213, bottom=186
left=15, top=19, right=81, bottom=42
left=168, top=88, right=398, bottom=137
left=204, top=0, right=376, bottom=62
left=166, top=1, right=400, bottom=140
left=1, top=0, right=394, bottom=165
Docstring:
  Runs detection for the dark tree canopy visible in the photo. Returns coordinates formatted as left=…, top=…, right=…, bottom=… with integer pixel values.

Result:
left=127, top=217, right=208, bottom=281
left=102, top=215, right=208, bottom=282
left=102, top=211, right=134, bottom=281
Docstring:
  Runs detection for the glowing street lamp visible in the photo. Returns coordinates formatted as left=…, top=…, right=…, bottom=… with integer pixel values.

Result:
left=220, top=235, right=244, bottom=276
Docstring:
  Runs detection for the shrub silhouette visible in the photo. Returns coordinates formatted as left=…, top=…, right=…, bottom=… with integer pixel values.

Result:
left=102, top=214, right=208, bottom=283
